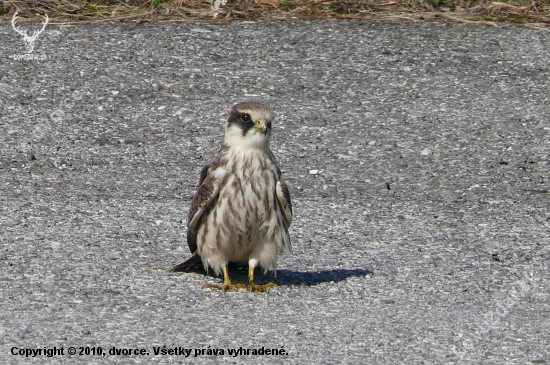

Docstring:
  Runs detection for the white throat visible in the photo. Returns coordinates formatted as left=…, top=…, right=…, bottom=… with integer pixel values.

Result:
left=224, top=124, right=270, bottom=151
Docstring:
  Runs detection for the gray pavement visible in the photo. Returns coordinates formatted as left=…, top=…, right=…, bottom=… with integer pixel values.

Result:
left=1, top=19, right=549, bottom=364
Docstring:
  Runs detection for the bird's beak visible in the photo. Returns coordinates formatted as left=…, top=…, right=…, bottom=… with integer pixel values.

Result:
left=253, top=119, right=267, bottom=135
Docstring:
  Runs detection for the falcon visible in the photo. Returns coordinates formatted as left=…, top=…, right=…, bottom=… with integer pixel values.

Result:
left=173, top=101, right=292, bottom=292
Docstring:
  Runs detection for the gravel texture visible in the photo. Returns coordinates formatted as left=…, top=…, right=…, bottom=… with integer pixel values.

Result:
left=1, top=19, right=549, bottom=364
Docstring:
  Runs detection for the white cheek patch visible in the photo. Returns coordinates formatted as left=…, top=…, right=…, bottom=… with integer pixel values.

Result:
left=224, top=124, right=244, bottom=146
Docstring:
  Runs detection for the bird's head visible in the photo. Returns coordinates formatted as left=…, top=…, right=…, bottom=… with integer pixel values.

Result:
left=224, top=101, right=273, bottom=150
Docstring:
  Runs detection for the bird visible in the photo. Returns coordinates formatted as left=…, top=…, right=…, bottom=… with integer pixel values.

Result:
left=173, top=101, right=292, bottom=292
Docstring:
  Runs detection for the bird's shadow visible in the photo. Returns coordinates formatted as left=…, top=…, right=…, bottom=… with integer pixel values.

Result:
left=178, top=264, right=372, bottom=287
left=273, top=268, right=372, bottom=286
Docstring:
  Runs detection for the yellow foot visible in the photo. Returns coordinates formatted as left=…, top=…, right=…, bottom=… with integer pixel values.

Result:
left=244, top=282, right=277, bottom=292
left=203, top=282, right=248, bottom=291
left=203, top=282, right=277, bottom=292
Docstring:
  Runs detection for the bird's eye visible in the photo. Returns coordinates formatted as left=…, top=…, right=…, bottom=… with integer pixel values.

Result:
left=241, top=113, right=251, bottom=123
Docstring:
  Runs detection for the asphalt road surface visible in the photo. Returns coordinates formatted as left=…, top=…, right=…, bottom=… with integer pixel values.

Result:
left=1, top=19, right=549, bottom=364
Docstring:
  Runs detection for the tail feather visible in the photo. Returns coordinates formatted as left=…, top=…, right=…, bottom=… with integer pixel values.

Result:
left=172, top=254, right=248, bottom=274
left=172, top=254, right=206, bottom=273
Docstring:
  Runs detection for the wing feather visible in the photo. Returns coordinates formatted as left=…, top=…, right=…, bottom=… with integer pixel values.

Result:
left=186, top=165, right=220, bottom=255
left=267, top=149, right=282, bottom=179
left=276, top=178, right=292, bottom=227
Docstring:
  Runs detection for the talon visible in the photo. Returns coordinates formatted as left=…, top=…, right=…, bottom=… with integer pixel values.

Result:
left=203, top=265, right=240, bottom=291
left=247, top=282, right=277, bottom=292
left=247, top=266, right=277, bottom=291
left=202, top=265, right=277, bottom=292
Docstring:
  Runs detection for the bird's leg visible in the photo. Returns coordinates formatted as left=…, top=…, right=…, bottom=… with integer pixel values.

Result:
left=244, top=266, right=277, bottom=292
left=203, top=265, right=243, bottom=291
left=248, top=266, right=255, bottom=286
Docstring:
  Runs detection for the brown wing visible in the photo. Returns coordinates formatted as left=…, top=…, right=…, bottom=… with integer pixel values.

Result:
left=276, top=178, right=292, bottom=227
left=186, top=164, right=220, bottom=255
left=268, top=148, right=292, bottom=227
left=268, top=149, right=282, bottom=179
